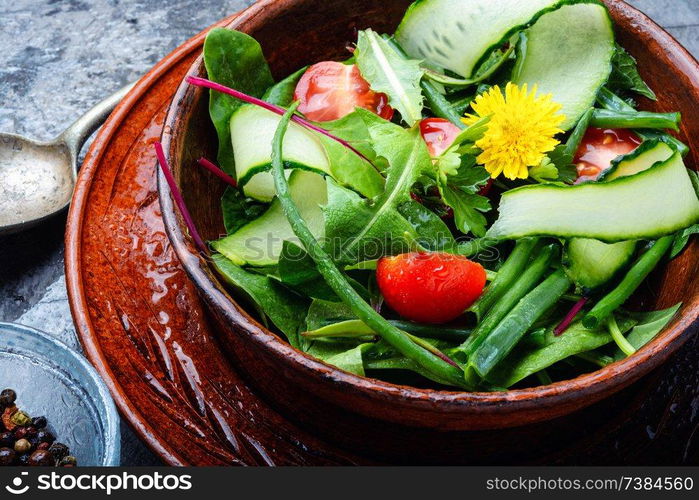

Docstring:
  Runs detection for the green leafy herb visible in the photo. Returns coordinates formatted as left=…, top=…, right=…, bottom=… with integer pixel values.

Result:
left=671, top=224, right=699, bottom=258
left=355, top=29, right=424, bottom=126
left=262, top=66, right=307, bottom=106
left=437, top=156, right=491, bottom=236
left=203, top=28, right=275, bottom=174
left=607, top=44, right=656, bottom=101
left=212, top=253, right=308, bottom=347
left=323, top=117, right=434, bottom=263
left=612, top=303, right=682, bottom=360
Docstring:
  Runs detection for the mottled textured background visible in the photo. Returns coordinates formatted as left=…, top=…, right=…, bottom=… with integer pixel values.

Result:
left=0, top=0, right=697, bottom=465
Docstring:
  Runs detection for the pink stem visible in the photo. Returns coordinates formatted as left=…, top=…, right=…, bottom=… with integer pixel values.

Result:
left=154, top=142, right=208, bottom=255
left=554, top=297, right=589, bottom=336
left=186, top=76, right=375, bottom=167
left=197, top=157, right=237, bottom=188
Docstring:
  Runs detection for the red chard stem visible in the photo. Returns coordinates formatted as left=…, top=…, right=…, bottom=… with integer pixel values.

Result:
left=154, top=142, right=209, bottom=255
left=197, top=157, right=237, bottom=188
left=186, top=76, right=375, bottom=167
left=554, top=297, right=589, bottom=336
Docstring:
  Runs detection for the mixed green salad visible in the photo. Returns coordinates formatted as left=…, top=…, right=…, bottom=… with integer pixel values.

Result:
left=170, top=0, right=699, bottom=390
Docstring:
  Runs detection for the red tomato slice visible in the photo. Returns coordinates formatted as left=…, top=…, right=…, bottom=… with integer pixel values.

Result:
left=574, top=128, right=642, bottom=182
left=419, top=118, right=462, bottom=157
left=376, top=252, right=486, bottom=324
left=293, top=61, right=393, bottom=122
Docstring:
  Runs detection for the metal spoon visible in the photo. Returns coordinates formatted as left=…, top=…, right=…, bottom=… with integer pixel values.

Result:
left=0, top=83, right=134, bottom=235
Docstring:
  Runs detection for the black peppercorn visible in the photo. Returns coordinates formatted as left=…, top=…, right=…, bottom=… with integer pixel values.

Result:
left=48, top=442, right=69, bottom=461
left=58, top=455, right=77, bottom=467
left=0, top=447, right=15, bottom=466
left=28, top=449, right=55, bottom=467
left=14, top=438, right=31, bottom=454
left=0, top=431, right=13, bottom=448
left=31, top=416, right=47, bottom=429
left=0, top=389, right=16, bottom=407
left=35, top=430, right=55, bottom=445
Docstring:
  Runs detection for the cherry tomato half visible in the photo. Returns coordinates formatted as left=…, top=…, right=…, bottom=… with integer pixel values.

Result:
left=419, top=118, right=493, bottom=197
left=293, top=61, right=393, bottom=122
left=574, top=128, right=642, bottom=182
left=376, top=252, right=486, bottom=324
left=419, top=118, right=462, bottom=157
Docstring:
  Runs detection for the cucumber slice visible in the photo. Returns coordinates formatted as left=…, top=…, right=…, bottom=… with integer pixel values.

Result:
left=564, top=142, right=673, bottom=288
left=395, top=0, right=562, bottom=78
left=601, top=140, right=673, bottom=181
left=512, top=3, right=614, bottom=130
left=396, top=0, right=613, bottom=129
left=231, top=105, right=330, bottom=202
left=564, top=238, right=636, bottom=289
left=212, top=171, right=327, bottom=266
left=487, top=151, right=699, bottom=242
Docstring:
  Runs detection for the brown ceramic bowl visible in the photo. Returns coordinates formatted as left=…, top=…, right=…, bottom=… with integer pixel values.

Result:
left=159, top=0, right=699, bottom=437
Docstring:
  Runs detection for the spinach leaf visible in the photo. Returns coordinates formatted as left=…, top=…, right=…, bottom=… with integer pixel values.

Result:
left=221, top=186, right=267, bottom=235
left=317, top=134, right=385, bottom=199
left=212, top=253, right=308, bottom=347
left=305, top=299, right=355, bottom=331
left=303, top=299, right=372, bottom=373
left=318, top=109, right=387, bottom=170
left=262, top=66, right=307, bottom=106
left=397, top=200, right=455, bottom=251
left=203, top=28, right=275, bottom=174
left=364, top=340, right=461, bottom=386
left=307, top=341, right=372, bottom=376
left=278, top=241, right=370, bottom=301
left=323, top=117, right=434, bottom=263
left=485, top=317, right=637, bottom=388
left=670, top=224, right=699, bottom=258
left=355, top=29, right=424, bottom=126
left=613, top=303, right=682, bottom=360
left=607, top=44, right=656, bottom=101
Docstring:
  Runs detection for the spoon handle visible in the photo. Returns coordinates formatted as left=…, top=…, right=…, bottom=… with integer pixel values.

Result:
left=59, top=82, right=135, bottom=157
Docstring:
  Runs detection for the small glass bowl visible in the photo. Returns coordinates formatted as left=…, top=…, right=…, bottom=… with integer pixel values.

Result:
left=0, top=322, right=120, bottom=465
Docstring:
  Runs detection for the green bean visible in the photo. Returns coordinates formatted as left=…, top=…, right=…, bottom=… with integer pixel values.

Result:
left=554, top=108, right=593, bottom=165
left=583, top=236, right=673, bottom=329
left=459, top=244, right=556, bottom=356
left=468, top=238, right=539, bottom=319
left=466, top=269, right=572, bottom=384
left=449, top=94, right=475, bottom=117
left=271, top=103, right=466, bottom=387
left=596, top=87, right=689, bottom=155
left=421, top=81, right=467, bottom=126
left=590, top=109, right=680, bottom=131
left=305, top=319, right=472, bottom=342
left=450, top=237, right=496, bottom=257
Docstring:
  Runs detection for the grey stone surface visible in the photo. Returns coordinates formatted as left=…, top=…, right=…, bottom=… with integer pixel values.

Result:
left=0, top=0, right=697, bottom=466
left=0, top=0, right=254, bottom=466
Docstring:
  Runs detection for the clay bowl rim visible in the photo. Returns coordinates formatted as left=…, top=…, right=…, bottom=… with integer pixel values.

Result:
left=159, top=0, right=699, bottom=414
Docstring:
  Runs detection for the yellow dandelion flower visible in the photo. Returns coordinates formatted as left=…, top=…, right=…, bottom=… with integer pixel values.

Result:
left=463, top=82, right=565, bottom=180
